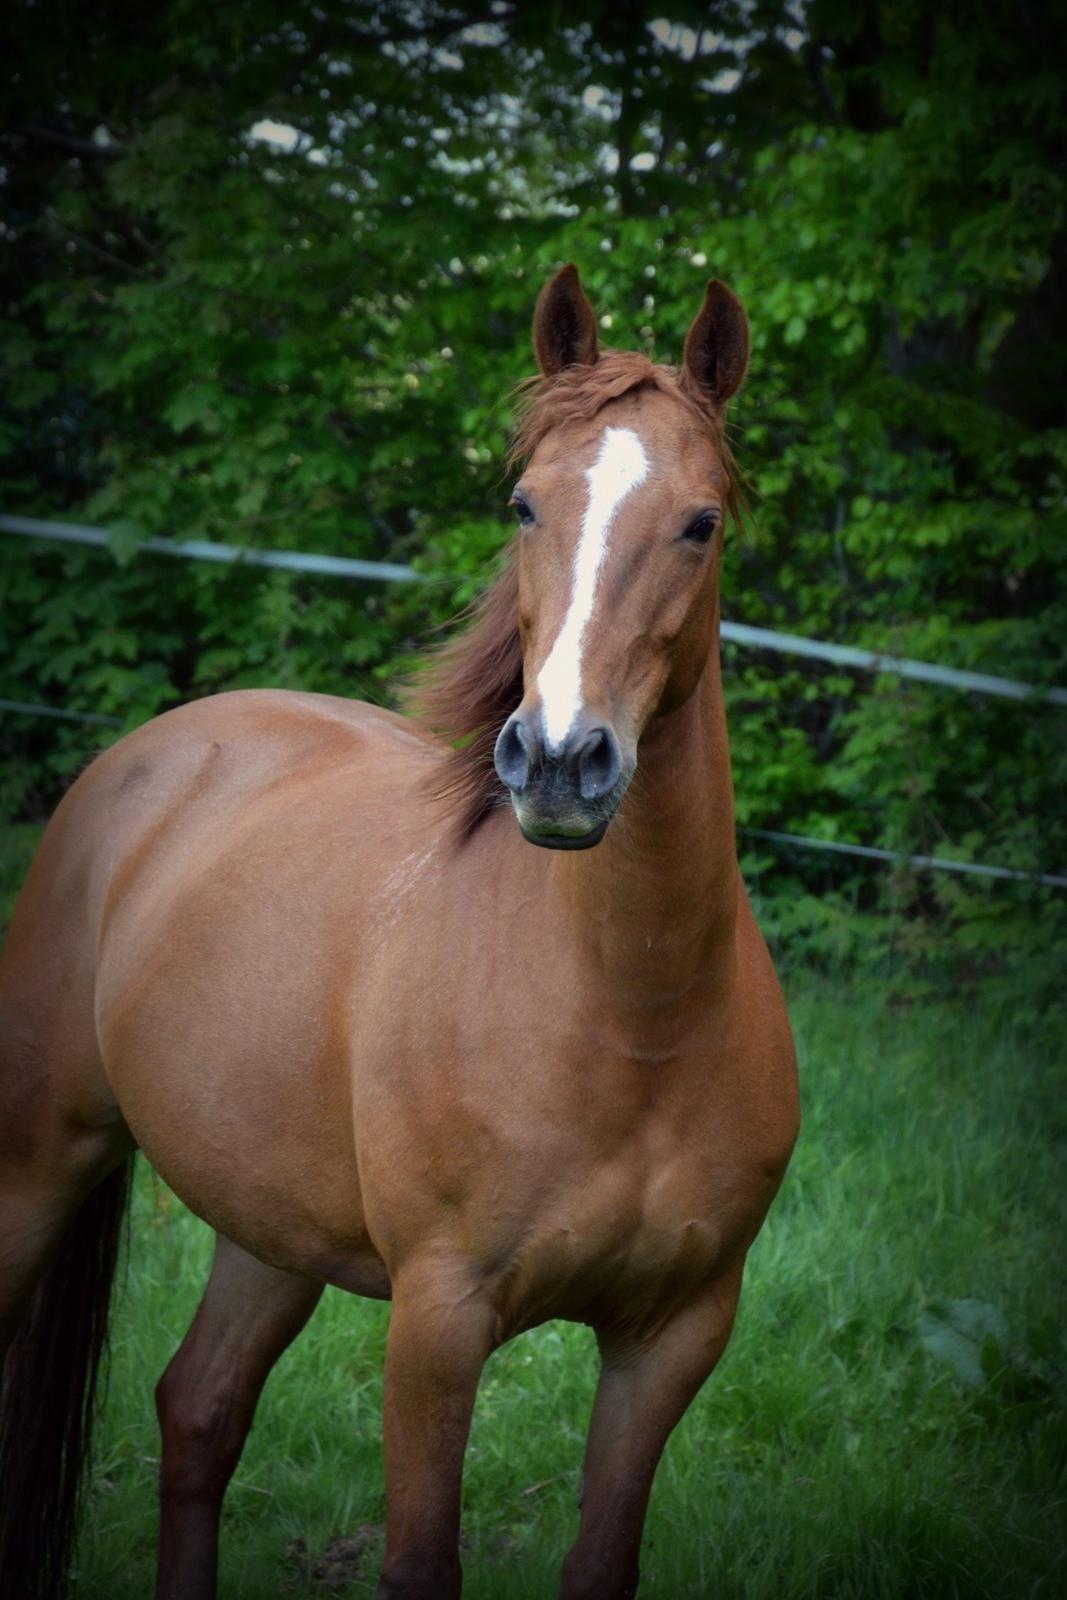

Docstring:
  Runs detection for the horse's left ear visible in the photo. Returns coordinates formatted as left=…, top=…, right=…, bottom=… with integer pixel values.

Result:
left=533, top=263, right=599, bottom=376
left=682, top=279, right=749, bottom=408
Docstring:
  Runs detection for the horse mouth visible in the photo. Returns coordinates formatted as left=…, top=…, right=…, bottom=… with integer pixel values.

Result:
left=518, top=817, right=611, bottom=851
left=510, top=771, right=631, bottom=851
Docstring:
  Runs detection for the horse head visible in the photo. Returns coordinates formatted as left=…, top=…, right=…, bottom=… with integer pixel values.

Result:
left=494, top=263, right=749, bottom=849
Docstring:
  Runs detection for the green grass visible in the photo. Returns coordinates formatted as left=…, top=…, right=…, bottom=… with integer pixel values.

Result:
left=70, top=978, right=1065, bottom=1599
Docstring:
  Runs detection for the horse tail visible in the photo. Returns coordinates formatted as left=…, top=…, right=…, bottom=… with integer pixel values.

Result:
left=0, top=1156, right=134, bottom=1598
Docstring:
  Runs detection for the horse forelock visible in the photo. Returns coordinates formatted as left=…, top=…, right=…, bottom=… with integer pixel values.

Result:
left=405, top=351, right=743, bottom=838
left=508, top=350, right=744, bottom=521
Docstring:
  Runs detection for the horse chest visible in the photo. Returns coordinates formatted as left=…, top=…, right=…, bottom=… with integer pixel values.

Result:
left=354, top=929, right=794, bottom=1333
left=484, top=1106, right=764, bottom=1336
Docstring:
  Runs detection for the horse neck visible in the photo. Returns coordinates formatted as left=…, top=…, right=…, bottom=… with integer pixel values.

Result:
left=551, top=631, right=738, bottom=1022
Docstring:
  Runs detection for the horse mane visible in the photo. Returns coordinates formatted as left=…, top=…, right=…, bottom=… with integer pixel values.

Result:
left=403, top=350, right=744, bottom=838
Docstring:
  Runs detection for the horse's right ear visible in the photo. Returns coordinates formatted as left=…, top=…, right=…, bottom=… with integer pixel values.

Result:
left=533, top=264, right=599, bottom=376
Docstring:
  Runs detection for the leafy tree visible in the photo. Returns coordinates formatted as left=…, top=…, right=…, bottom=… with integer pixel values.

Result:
left=2, top=0, right=1064, bottom=976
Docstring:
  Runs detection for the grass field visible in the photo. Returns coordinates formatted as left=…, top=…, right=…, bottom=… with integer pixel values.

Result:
left=65, top=975, right=1066, bottom=1598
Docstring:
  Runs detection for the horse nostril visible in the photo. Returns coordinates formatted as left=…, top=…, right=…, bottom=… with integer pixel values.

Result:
left=577, top=725, right=621, bottom=801
left=494, top=715, right=533, bottom=792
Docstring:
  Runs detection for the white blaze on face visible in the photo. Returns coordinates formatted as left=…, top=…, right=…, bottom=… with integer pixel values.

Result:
left=537, top=425, right=649, bottom=753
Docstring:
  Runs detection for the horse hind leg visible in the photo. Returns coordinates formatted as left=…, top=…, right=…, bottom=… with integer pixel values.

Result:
left=0, top=1005, right=135, bottom=1600
left=0, top=739, right=147, bottom=1594
left=154, top=1233, right=323, bottom=1600
left=0, top=898, right=137, bottom=1596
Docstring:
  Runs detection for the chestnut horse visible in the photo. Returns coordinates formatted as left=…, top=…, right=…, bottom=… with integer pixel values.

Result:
left=0, top=265, right=798, bottom=1600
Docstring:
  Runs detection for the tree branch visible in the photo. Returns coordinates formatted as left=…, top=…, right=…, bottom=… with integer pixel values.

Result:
left=45, top=209, right=148, bottom=276
left=24, top=122, right=122, bottom=159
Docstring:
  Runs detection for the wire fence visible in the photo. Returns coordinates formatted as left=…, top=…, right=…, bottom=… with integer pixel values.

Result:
left=4, top=514, right=1065, bottom=889
left=5, top=515, right=1064, bottom=705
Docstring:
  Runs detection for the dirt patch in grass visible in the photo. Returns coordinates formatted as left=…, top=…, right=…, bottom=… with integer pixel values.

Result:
left=282, top=1527, right=382, bottom=1592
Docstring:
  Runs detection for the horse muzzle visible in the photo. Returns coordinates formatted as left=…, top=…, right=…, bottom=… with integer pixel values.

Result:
left=493, top=710, right=632, bottom=849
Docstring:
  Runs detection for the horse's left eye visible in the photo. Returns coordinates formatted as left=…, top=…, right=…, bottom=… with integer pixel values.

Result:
left=510, top=495, right=535, bottom=527
left=683, top=511, right=718, bottom=546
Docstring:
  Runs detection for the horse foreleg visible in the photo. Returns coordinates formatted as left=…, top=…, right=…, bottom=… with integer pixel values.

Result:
left=154, top=1233, right=322, bottom=1600
left=558, top=1264, right=745, bottom=1600
left=376, top=1263, right=494, bottom=1600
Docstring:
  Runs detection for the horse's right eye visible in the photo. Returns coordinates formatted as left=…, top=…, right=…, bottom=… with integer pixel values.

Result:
left=510, top=495, right=535, bottom=527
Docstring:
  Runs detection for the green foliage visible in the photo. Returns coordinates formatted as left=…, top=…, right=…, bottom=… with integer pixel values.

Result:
left=2, top=0, right=1065, bottom=976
